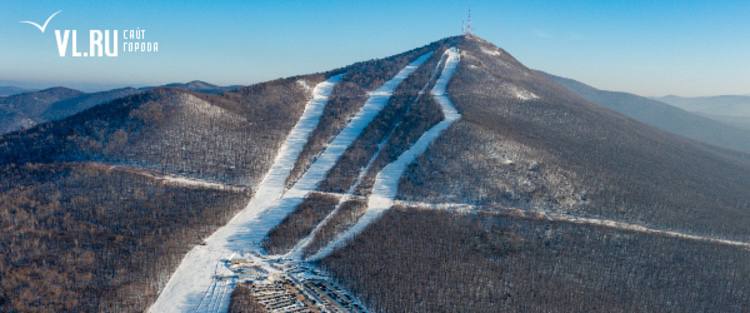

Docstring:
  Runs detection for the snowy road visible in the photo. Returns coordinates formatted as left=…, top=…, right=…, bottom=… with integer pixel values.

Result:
left=149, top=74, right=341, bottom=313
left=309, top=47, right=461, bottom=261
left=81, top=162, right=247, bottom=192
left=397, top=201, right=750, bottom=251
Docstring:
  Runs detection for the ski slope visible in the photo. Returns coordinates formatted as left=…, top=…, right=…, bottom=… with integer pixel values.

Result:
left=149, top=74, right=341, bottom=313
left=150, top=51, right=431, bottom=313
left=309, top=47, right=461, bottom=261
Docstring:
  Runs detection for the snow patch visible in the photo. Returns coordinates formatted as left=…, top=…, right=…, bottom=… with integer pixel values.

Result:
left=480, top=46, right=502, bottom=56
left=179, top=93, right=247, bottom=123
left=297, top=79, right=312, bottom=93
left=505, top=84, right=539, bottom=101
left=159, top=175, right=242, bottom=191
left=86, top=162, right=246, bottom=192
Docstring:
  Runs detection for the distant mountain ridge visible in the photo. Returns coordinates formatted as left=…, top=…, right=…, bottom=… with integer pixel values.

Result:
left=0, top=87, right=84, bottom=134
left=542, top=72, right=750, bottom=153
left=0, top=80, right=234, bottom=135
left=41, top=87, right=142, bottom=121
left=657, top=94, right=750, bottom=131
left=658, top=94, right=750, bottom=115
left=160, top=80, right=238, bottom=94
left=0, top=86, right=33, bottom=97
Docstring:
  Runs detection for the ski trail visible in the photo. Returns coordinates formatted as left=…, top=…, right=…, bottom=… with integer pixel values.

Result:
left=309, top=47, right=461, bottom=261
left=149, top=74, right=341, bottom=313
left=214, top=278, right=235, bottom=313
left=256, top=52, right=433, bottom=259
left=192, top=262, right=224, bottom=312
left=283, top=52, right=433, bottom=196
left=287, top=51, right=445, bottom=259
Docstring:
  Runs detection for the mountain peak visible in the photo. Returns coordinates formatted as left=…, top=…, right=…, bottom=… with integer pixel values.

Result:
left=34, top=86, right=84, bottom=96
left=161, top=80, right=224, bottom=94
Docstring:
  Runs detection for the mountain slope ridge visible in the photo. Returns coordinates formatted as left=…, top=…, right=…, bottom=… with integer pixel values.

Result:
left=397, top=35, right=750, bottom=240
left=318, top=35, right=750, bottom=313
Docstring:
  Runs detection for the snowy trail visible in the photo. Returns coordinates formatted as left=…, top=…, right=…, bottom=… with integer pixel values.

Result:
left=280, top=52, right=433, bottom=197
left=309, top=48, right=461, bottom=261
left=252, top=51, right=432, bottom=259
left=149, top=74, right=341, bottom=313
left=83, top=162, right=246, bottom=192
left=287, top=51, right=445, bottom=259
left=546, top=212, right=750, bottom=250
left=397, top=201, right=750, bottom=251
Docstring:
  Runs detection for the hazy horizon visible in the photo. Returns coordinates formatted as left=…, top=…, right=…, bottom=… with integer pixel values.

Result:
left=2, top=77, right=750, bottom=99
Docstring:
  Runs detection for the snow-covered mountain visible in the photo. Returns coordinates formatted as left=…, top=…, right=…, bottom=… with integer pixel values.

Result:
left=0, top=87, right=84, bottom=134
left=0, top=81, right=234, bottom=135
left=2, top=35, right=750, bottom=313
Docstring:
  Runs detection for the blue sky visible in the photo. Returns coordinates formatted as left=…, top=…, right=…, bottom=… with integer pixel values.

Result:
left=0, top=0, right=748, bottom=96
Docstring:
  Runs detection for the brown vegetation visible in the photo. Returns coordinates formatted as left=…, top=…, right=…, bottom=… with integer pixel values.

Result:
left=229, top=285, right=267, bottom=313
left=317, top=49, right=444, bottom=194
left=0, top=76, right=318, bottom=312
left=0, top=77, right=314, bottom=186
left=0, top=163, right=249, bottom=312
left=261, top=193, right=340, bottom=255
left=302, top=199, right=368, bottom=257
left=322, top=207, right=750, bottom=313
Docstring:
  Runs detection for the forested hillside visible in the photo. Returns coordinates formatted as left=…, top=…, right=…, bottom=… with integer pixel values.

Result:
left=0, top=76, right=319, bottom=311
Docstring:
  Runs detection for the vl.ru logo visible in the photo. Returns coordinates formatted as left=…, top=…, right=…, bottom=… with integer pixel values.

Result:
left=20, top=10, right=159, bottom=58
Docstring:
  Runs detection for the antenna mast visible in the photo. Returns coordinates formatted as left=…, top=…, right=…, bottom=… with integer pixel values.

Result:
left=463, top=8, right=473, bottom=35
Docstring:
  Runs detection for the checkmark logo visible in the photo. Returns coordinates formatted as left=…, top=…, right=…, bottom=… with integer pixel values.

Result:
left=19, top=10, right=62, bottom=33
